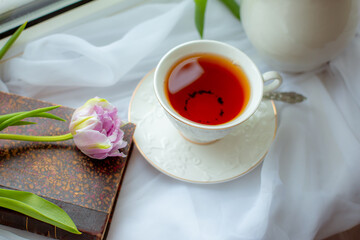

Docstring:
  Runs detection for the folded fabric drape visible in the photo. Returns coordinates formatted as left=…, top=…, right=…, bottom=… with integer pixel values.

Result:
left=0, top=1, right=359, bottom=240
left=3, top=1, right=188, bottom=87
left=0, top=229, right=29, bottom=240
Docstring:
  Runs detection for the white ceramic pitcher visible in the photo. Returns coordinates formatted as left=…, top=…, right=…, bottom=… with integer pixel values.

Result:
left=241, top=0, right=359, bottom=73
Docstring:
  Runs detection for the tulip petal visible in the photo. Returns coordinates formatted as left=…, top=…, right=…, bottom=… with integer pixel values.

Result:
left=69, top=97, right=127, bottom=160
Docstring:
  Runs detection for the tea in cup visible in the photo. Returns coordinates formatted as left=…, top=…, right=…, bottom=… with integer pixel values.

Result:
left=154, top=40, right=282, bottom=144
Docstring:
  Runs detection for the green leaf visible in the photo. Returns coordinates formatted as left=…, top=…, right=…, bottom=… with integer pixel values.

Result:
left=9, top=121, right=36, bottom=126
left=0, top=22, right=27, bottom=60
left=194, top=0, right=208, bottom=38
left=0, top=188, right=81, bottom=234
left=0, top=113, right=19, bottom=123
left=0, top=105, right=60, bottom=131
left=219, top=0, right=241, bottom=20
left=37, top=112, right=66, bottom=122
left=0, top=112, right=65, bottom=124
left=0, top=133, right=73, bottom=142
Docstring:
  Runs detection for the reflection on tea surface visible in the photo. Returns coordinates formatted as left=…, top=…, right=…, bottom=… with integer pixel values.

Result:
left=165, top=53, right=250, bottom=125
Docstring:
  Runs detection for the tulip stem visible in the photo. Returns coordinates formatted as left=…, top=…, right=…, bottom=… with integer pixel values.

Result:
left=0, top=133, right=73, bottom=142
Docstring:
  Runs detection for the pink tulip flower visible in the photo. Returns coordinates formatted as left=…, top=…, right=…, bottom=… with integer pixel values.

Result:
left=69, top=97, right=127, bottom=159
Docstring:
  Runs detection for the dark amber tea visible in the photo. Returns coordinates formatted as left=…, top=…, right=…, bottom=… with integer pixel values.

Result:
left=165, top=53, right=250, bottom=125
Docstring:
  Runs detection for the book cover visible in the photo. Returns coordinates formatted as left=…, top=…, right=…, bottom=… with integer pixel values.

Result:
left=0, top=91, right=136, bottom=240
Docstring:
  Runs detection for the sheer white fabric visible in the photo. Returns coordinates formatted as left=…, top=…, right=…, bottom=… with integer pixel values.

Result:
left=0, top=0, right=359, bottom=239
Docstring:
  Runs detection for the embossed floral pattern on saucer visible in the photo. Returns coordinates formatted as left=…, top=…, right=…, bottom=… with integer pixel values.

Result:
left=128, top=71, right=277, bottom=184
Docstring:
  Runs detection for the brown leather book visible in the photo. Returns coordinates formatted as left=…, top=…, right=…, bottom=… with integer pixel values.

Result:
left=0, top=91, right=136, bottom=240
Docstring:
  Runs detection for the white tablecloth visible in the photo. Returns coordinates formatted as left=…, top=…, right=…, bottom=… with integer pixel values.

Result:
left=1, top=0, right=360, bottom=239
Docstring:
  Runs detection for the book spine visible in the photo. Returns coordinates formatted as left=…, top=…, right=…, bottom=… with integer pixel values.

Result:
left=0, top=208, right=100, bottom=240
left=0, top=201, right=102, bottom=240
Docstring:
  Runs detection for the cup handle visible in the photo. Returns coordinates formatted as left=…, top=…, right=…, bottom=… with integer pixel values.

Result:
left=263, top=71, right=282, bottom=93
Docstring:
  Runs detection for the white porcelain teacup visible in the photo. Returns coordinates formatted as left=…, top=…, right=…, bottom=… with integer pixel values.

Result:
left=154, top=40, right=282, bottom=144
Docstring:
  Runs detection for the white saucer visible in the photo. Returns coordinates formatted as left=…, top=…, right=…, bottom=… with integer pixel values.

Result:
left=128, top=70, right=277, bottom=184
